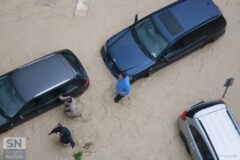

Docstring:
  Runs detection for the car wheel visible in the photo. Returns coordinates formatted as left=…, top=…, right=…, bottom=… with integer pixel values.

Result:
left=179, top=131, right=191, bottom=154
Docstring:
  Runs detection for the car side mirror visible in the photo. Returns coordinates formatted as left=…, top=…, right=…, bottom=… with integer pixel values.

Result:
left=134, top=14, right=138, bottom=23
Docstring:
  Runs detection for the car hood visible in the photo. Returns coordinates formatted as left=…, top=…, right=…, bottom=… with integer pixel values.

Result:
left=107, top=28, right=154, bottom=76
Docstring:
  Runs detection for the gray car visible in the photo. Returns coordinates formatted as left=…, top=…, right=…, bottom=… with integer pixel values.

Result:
left=178, top=100, right=240, bottom=160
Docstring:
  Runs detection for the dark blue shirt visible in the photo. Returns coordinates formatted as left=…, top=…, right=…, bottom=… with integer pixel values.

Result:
left=59, top=127, right=75, bottom=148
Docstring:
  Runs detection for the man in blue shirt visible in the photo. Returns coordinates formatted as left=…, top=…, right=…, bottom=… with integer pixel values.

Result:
left=114, top=72, right=131, bottom=103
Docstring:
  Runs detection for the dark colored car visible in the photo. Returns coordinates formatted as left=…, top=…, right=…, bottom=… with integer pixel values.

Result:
left=101, top=0, right=226, bottom=79
left=0, top=50, right=89, bottom=133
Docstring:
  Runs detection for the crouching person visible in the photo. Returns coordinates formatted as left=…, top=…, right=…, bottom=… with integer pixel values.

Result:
left=49, top=123, right=75, bottom=148
left=59, top=95, right=81, bottom=118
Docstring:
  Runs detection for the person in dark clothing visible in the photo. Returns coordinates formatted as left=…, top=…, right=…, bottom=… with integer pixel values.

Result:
left=49, top=123, right=75, bottom=148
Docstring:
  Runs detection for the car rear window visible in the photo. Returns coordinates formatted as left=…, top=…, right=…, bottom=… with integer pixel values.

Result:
left=61, top=52, right=85, bottom=79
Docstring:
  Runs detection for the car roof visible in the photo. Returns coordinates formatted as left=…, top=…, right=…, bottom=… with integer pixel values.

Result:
left=10, top=53, right=75, bottom=101
left=152, top=0, right=221, bottom=42
left=196, top=104, right=240, bottom=159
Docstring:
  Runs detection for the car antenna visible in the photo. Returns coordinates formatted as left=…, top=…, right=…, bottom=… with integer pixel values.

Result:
left=222, top=78, right=234, bottom=98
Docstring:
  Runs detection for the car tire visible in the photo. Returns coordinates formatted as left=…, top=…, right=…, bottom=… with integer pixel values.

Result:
left=179, top=131, right=191, bottom=154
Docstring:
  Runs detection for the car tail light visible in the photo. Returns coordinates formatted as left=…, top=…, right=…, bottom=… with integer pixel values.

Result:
left=181, top=111, right=187, bottom=121
left=219, top=98, right=225, bottom=104
left=84, top=79, right=89, bottom=88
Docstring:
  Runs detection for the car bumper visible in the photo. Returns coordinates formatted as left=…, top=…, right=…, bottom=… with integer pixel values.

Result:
left=100, top=46, right=121, bottom=79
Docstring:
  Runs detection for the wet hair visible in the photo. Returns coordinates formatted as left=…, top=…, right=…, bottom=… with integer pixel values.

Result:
left=120, top=72, right=127, bottom=78
left=58, top=123, right=63, bottom=128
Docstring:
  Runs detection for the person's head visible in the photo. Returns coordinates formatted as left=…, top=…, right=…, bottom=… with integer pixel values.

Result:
left=65, top=97, right=72, bottom=105
left=57, top=123, right=63, bottom=128
left=119, top=72, right=127, bottom=79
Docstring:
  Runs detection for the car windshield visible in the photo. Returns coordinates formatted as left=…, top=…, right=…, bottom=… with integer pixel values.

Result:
left=134, top=18, right=169, bottom=58
left=0, top=75, right=25, bottom=117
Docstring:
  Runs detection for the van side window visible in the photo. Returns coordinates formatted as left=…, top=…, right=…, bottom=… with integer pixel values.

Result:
left=21, top=89, right=59, bottom=116
left=183, top=28, right=207, bottom=47
left=170, top=27, right=208, bottom=52
left=37, top=89, right=59, bottom=105
left=190, top=126, right=214, bottom=160
left=21, top=81, right=78, bottom=116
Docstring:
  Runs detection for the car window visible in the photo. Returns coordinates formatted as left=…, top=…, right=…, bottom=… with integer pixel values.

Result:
left=38, top=89, right=59, bottom=105
left=134, top=18, right=169, bottom=58
left=0, top=75, right=25, bottom=117
left=58, top=80, right=79, bottom=94
left=21, top=80, right=79, bottom=116
left=21, top=88, right=59, bottom=116
left=184, top=28, right=207, bottom=46
left=169, top=28, right=207, bottom=53
left=168, top=38, right=185, bottom=52
left=61, top=52, right=84, bottom=78
left=190, top=126, right=214, bottom=160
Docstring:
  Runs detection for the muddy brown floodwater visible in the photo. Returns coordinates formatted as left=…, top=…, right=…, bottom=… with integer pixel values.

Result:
left=0, top=0, right=239, bottom=160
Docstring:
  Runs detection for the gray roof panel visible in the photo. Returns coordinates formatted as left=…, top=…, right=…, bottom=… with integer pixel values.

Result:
left=10, top=54, right=74, bottom=101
